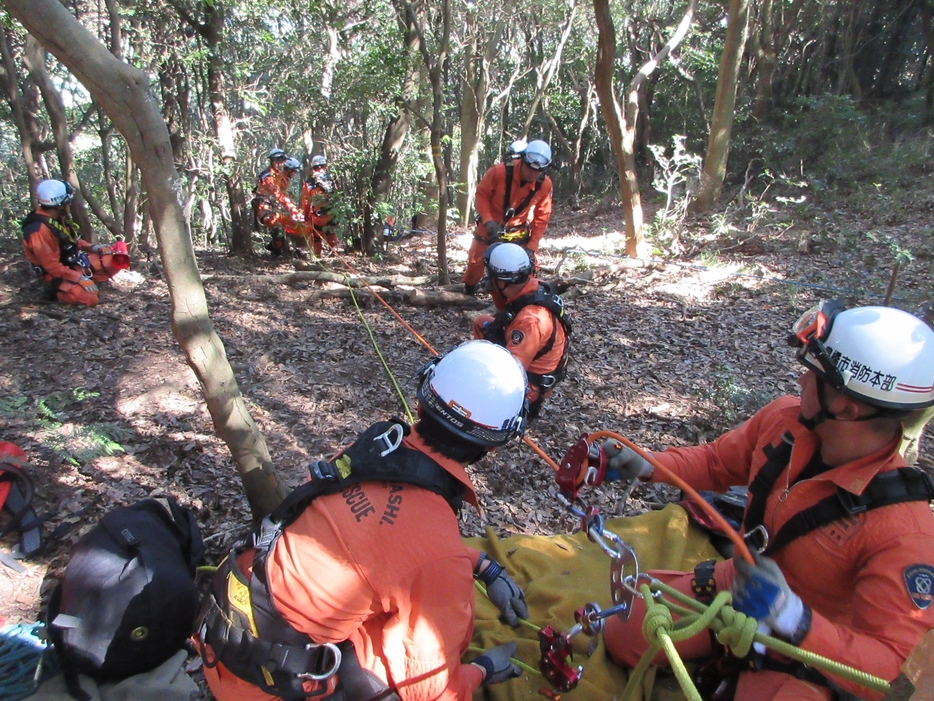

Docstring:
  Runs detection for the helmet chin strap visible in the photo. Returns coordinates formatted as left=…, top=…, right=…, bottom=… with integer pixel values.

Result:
left=798, top=375, right=882, bottom=430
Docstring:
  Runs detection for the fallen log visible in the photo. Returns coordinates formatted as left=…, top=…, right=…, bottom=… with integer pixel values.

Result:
left=205, top=271, right=436, bottom=287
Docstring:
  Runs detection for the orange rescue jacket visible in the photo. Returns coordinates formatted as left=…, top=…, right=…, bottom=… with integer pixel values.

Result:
left=652, top=396, right=934, bottom=700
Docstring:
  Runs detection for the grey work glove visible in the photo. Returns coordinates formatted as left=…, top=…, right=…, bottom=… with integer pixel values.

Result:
left=732, top=555, right=810, bottom=644
left=77, top=275, right=99, bottom=294
left=473, top=641, right=521, bottom=686
left=601, top=440, right=653, bottom=482
left=475, top=554, right=528, bottom=627
left=483, top=220, right=501, bottom=242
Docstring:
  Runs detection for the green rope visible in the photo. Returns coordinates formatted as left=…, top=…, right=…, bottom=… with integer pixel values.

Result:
left=466, top=645, right=541, bottom=676
left=346, top=284, right=414, bottom=423
left=621, top=578, right=891, bottom=700
left=312, top=255, right=414, bottom=423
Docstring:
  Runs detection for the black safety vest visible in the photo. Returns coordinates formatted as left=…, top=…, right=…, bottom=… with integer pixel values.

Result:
left=199, top=420, right=463, bottom=700
left=487, top=282, right=572, bottom=386
left=21, top=212, right=87, bottom=275
left=743, top=432, right=934, bottom=556
left=500, top=162, right=545, bottom=226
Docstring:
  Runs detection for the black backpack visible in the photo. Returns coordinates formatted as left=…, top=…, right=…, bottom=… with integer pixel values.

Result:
left=45, top=497, right=204, bottom=681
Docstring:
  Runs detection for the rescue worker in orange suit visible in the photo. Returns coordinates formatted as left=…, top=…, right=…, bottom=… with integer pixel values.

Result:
left=472, top=242, right=570, bottom=420
left=301, top=154, right=338, bottom=256
left=21, top=179, right=121, bottom=307
left=592, top=303, right=934, bottom=701
left=463, top=139, right=553, bottom=295
left=253, top=149, right=305, bottom=257
left=198, top=340, right=531, bottom=701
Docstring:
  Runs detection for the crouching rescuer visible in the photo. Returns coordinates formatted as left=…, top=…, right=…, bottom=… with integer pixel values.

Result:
left=473, top=242, right=570, bottom=420
left=198, top=340, right=531, bottom=701
left=21, top=179, right=122, bottom=306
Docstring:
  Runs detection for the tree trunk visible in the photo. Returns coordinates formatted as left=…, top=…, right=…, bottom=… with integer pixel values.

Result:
left=593, top=0, right=696, bottom=256
left=691, top=0, right=750, bottom=212
left=522, top=0, right=578, bottom=137
left=22, top=36, right=95, bottom=240
left=0, top=27, right=41, bottom=196
left=203, top=4, right=250, bottom=254
left=5, top=0, right=289, bottom=519
left=365, top=12, right=419, bottom=252
left=399, top=0, right=451, bottom=283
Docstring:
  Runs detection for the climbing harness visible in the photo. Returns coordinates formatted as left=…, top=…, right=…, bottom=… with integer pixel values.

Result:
left=483, top=281, right=572, bottom=391
left=199, top=419, right=462, bottom=699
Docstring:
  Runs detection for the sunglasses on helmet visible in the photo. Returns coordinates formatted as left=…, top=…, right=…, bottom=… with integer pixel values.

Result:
left=789, top=299, right=847, bottom=389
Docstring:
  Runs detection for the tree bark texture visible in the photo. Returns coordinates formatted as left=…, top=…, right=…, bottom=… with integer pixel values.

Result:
left=4, top=0, right=289, bottom=519
left=692, top=0, right=750, bottom=212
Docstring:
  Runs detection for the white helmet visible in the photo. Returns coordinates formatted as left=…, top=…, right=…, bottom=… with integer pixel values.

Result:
left=311, top=155, right=327, bottom=167
left=268, top=148, right=286, bottom=160
left=793, top=302, right=934, bottom=411
left=283, top=157, right=301, bottom=171
left=417, top=340, right=528, bottom=447
left=506, top=140, right=527, bottom=160
left=523, top=140, right=552, bottom=170
left=483, top=242, right=532, bottom=285
left=36, top=179, right=74, bottom=207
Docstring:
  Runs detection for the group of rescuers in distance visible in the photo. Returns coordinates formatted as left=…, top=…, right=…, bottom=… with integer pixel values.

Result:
left=19, top=140, right=934, bottom=701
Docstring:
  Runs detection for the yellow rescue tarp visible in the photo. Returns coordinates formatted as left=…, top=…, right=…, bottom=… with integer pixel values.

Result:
left=466, top=504, right=721, bottom=701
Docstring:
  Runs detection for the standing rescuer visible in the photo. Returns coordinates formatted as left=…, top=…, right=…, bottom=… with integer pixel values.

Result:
left=21, top=179, right=121, bottom=306
left=472, top=242, right=570, bottom=420
left=198, top=340, right=531, bottom=701
left=594, top=303, right=934, bottom=701
left=463, top=139, right=554, bottom=295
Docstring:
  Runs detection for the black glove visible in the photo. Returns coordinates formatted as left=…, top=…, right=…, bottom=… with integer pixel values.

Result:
left=473, top=641, right=521, bottom=685
left=483, top=220, right=501, bottom=242
left=475, top=553, right=528, bottom=627
left=601, top=440, right=653, bottom=482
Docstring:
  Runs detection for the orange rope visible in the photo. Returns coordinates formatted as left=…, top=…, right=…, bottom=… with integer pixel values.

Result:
left=323, top=248, right=752, bottom=562
left=587, top=430, right=754, bottom=564
left=329, top=248, right=438, bottom=356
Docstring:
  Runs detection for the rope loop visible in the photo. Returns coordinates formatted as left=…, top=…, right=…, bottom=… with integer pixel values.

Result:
left=641, top=602, right=674, bottom=646
left=715, top=606, right=759, bottom=658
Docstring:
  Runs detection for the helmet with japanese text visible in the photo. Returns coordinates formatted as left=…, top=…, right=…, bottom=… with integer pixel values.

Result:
left=523, top=140, right=552, bottom=170
left=36, top=179, right=75, bottom=208
left=483, top=242, right=532, bottom=286
left=267, top=148, right=287, bottom=160
left=416, top=340, right=528, bottom=447
left=791, top=302, right=934, bottom=411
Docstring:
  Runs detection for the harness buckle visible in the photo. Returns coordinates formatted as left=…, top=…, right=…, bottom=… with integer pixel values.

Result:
left=538, top=374, right=557, bottom=390
left=743, top=524, right=769, bottom=553
left=836, top=489, right=868, bottom=515
left=296, top=642, right=342, bottom=681
left=374, top=422, right=405, bottom=457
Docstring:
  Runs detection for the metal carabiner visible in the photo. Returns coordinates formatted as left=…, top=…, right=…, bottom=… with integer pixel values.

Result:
left=744, top=524, right=769, bottom=554
left=296, top=642, right=342, bottom=681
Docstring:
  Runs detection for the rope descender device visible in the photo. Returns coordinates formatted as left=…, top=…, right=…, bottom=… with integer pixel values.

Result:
left=537, top=439, right=662, bottom=693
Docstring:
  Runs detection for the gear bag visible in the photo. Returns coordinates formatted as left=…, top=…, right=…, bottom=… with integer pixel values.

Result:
left=45, top=497, right=203, bottom=681
left=0, top=442, right=41, bottom=557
